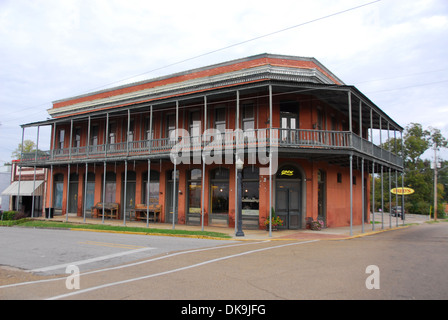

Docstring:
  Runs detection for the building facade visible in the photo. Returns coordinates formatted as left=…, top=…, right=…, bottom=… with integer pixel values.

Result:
left=18, top=54, right=403, bottom=230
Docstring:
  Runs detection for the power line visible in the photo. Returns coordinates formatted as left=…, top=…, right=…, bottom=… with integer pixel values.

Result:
left=2, top=0, right=382, bottom=121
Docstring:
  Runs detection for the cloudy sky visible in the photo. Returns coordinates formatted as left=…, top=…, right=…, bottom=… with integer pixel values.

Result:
left=1, top=0, right=447, bottom=166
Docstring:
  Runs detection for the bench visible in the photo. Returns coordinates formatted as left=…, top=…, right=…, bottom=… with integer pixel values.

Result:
left=133, top=203, right=162, bottom=222
left=91, top=202, right=119, bottom=219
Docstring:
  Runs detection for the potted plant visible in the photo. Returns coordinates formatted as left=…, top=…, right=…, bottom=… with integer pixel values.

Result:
left=310, top=219, right=324, bottom=231
left=265, top=208, right=283, bottom=231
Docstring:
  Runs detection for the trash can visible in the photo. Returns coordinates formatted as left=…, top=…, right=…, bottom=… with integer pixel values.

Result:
left=45, top=208, right=54, bottom=219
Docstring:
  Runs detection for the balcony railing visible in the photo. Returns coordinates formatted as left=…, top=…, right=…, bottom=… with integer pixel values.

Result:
left=19, top=128, right=403, bottom=168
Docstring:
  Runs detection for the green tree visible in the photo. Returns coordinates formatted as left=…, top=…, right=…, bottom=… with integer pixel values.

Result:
left=11, top=140, right=37, bottom=160
left=376, top=123, right=447, bottom=217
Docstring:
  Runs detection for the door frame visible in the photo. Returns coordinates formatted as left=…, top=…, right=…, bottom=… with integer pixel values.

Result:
left=274, top=163, right=307, bottom=229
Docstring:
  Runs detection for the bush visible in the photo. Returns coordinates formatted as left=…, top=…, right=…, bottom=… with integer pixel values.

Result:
left=1, top=211, right=18, bottom=220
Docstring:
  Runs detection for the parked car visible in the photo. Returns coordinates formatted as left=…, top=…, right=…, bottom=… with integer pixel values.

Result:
left=391, top=206, right=404, bottom=217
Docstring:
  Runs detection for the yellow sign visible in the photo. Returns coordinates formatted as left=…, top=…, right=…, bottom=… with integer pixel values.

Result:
left=281, top=170, right=294, bottom=176
left=391, top=187, right=415, bottom=195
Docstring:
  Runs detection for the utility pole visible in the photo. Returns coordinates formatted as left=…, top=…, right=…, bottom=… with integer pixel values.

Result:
left=432, top=143, right=440, bottom=221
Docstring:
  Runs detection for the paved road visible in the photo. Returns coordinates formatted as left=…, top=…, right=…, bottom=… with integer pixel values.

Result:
left=1, top=222, right=447, bottom=301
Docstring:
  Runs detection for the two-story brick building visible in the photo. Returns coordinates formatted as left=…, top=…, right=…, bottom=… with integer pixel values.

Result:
left=18, top=54, right=403, bottom=232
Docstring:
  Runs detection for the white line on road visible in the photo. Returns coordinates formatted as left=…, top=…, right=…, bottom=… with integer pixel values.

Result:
left=30, top=247, right=154, bottom=273
left=47, top=240, right=319, bottom=300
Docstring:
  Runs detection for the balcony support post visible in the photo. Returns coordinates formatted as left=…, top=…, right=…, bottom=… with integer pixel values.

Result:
left=149, top=105, right=153, bottom=153
left=381, top=165, right=384, bottom=229
left=102, top=161, right=106, bottom=224
left=146, top=159, right=150, bottom=228
left=32, top=126, right=40, bottom=218
left=105, top=113, right=109, bottom=157
left=389, top=167, right=392, bottom=228
left=349, top=154, right=353, bottom=236
left=361, top=157, right=365, bottom=233
left=69, top=119, right=73, bottom=160
left=83, top=162, right=88, bottom=223
left=359, top=100, right=363, bottom=150
left=348, top=91, right=352, bottom=148
left=372, top=160, right=375, bottom=231
left=16, top=127, right=25, bottom=212
left=172, top=101, right=179, bottom=230
left=86, top=116, right=91, bottom=157
left=66, top=164, right=70, bottom=222
left=235, top=90, right=240, bottom=236
left=127, top=109, right=130, bottom=156
left=201, top=96, right=207, bottom=232
left=123, top=160, right=127, bottom=226
left=269, top=84, right=273, bottom=238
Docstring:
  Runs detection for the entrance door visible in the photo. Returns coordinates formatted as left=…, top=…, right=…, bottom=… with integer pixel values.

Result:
left=68, top=173, right=78, bottom=214
left=280, top=101, right=299, bottom=144
left=275, top=164, right=302, bottom=229
left=276, top=181, right=301, bottom=229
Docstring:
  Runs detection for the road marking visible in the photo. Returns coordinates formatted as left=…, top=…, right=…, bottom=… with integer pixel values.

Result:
left=0, top=241, right=265, bottom=290
left=79, top=240, right=147, bottom=250
left=30, top=247, right=154, bottom=273
left=47, top=240, right=318, bottom=300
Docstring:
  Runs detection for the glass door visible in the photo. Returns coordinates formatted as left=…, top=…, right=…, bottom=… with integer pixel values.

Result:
left=280, top=101, right=299, bottom=144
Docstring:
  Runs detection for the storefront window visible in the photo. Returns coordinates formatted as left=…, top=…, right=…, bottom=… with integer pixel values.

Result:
left=188, top=169, right=202, bottom=215
left=242, top=167, right=259, bottom=216
left=142, top=170, right=160, bottom=204
left=210, top=168, right=229, bottom=215
left=104, top=172, right=116, bottom=203
left=53, top=174, right=64, bottom=209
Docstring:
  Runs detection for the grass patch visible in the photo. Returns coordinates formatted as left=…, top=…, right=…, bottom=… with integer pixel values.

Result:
left=0, top=219, right=232, bottom=239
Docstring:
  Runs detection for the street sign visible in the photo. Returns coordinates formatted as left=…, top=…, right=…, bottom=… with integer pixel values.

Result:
left=391, top=187, right=415, bottom=195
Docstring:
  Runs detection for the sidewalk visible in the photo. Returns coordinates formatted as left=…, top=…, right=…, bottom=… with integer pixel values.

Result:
left=37, top=212, right=426, bottom=241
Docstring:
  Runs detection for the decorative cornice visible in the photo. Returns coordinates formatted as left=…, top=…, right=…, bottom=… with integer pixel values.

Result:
left=48, top=64, right=335, bottom=118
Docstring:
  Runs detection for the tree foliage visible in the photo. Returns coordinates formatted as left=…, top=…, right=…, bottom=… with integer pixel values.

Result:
left=11, top=140, right=37, bottom=160
left=375, top=123, right=447, bottom=216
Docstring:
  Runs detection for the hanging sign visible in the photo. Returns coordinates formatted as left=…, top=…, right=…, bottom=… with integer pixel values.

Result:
left=391, top=187, right=415, bottom=195
left=280, top=170, right=294, bottom=176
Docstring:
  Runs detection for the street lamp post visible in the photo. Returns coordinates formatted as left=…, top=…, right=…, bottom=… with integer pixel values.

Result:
left=235, top=157, right=244, bottom=237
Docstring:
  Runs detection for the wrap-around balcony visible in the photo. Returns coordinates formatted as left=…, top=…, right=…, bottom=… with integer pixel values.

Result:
left=19, top=128, right=403, bottom=169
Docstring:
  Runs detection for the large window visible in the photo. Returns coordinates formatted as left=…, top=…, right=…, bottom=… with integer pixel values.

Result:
left=242, top=103, right=255, bottom=131
left=214, top=108, right=226, bottom=134
left=53, top=173, right=64, bottom=209
left=242, top=167, right=259, bottom=216
left=103, top=172, right=116, bottom=203
left=58, top=129, right=65, bottom=150
left=142, top=170, right=160, bottom=204
left=210, top=168, right=229, bottom=216
left=187, top=169, right=202, bottom=215
left=85, top=173, right=95, bottom=213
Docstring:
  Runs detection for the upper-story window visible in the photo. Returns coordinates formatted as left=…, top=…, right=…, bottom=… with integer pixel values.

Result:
left=214, top=108, right=226, bottom=134
left=58, top=129, right=65, bottom=149
left=73, top=127, right=81, bottom=149
left=123, top=119, right=134, bottom=142
left=145, top=117, right=154, bottom=140
left=190, top=110, right=201, bottom=146
left=242, top=103, right=254, bottom=131
left=166, top=114, right=176, bottom=139
left=109, top=122, right=116, bottom=145
left=90, top=125, right=99, bottom=146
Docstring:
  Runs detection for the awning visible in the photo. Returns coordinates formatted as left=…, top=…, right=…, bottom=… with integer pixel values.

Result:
left=1, top=180, right=45, bottom=196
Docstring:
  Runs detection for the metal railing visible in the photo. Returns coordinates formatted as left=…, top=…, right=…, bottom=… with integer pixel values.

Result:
left=19, top=128, right=403, bottom=167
